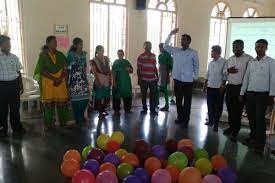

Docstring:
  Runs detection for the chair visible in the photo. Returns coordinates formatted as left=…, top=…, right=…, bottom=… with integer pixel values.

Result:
left=20, top=73, right=40, bottom=114
left=265, top=102, right=275, bottom=156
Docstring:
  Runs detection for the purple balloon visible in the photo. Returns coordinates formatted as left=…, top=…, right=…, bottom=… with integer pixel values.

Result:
left=218, top=167, right=237, bottom=183
left=134, top=168, right=150, bottom=183
left=83, top=159, right=100, bottom=175
left=123, top=175, right=142, bottom=183
left=87, top=148, right=105, bottom=164
left=104, top=153, right=120, bottom=167
left=152, top=145, right=167, bottom=160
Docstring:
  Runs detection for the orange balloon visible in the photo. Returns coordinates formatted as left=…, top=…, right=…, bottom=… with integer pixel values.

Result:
left=166, top=165, right=180, bottom=183
left=178, top=167, right=202, bottom=183
left=165, top=165, right=180, bottom=182
left=211, top=155, right=228, bottom=171
left=121, top=153, right=139, bottom=167
left=144, top=157, right=162, bottom=175
left=63, top=150, right=81, bottom=162
left=100, top=162, right=117, bottom=173
left=61, top=159, right=80, bottom=177
left=177, top=139, right=194, bottom=149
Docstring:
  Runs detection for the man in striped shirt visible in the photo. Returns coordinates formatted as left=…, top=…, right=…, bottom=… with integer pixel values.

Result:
left=137, top=41, right=158, bottom=115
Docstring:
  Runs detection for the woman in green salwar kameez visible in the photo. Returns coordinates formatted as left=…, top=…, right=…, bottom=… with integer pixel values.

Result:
left=112, top=50, right=133, bottom=114
left=34, top=36, right=69, bottom=130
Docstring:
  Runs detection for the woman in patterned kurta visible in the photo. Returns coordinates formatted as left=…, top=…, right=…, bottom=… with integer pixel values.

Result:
left=33, top=36, right=69, bottom=130
left=90, top=45, right=111, bottom=119
left=67, top=38, right=90, bottom=124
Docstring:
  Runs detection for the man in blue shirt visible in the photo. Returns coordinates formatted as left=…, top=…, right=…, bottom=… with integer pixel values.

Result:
left=240, top=39, right=275, bottom=152
left=164, top=28, right=199, bottom=128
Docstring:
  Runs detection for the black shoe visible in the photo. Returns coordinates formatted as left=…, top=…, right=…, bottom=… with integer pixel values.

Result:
left=170, top=99, right=176, bottom=105
left=0, top=131, right=8, bottom=138
left=205, top=122, right=214, bottom=126
left=213, top=126, right=218, bottom=132
left=12, top=128, right=26, bottom=137
left=114, top=111, right=120, bottom=115
left=141, top=109, right=147, bottom=114
left=181, top=123, right=188, bottom=129
left=223, top=128, right=232, bottom=136
left=229, top=134, right=238, bottom=142
left=271, top=150, right=275, bottom=156
left=125, top=110, right=132, bottom=113
left=150, top=110, right=158, bottom=116
left=159, top=106, right=169, bottom=111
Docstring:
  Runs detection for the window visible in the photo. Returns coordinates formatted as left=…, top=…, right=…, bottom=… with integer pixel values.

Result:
left=90, top=0, right=127, bottom=62
left=0, top=0, right=24, bottom=65
left=243, top=8, right=259, bottom=17
left=147, top=0, right=177, bottom=55
left=208, top=2, right=231, bottom=62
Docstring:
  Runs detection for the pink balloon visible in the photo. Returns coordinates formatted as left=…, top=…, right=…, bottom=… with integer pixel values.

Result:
left=203, top=174, right=222, bottom=183
left=96, top=170, right=118, bottom=183
left=151, top=169, right=172, bottom=183
left=72, top=169, right=95, bottom=183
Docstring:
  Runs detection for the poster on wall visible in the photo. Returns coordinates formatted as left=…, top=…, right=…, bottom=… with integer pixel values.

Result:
left=54, top=24, right=69, bottom=53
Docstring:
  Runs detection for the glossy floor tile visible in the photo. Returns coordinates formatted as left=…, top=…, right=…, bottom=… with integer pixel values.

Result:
left=0, top=92, right=274, bottom=183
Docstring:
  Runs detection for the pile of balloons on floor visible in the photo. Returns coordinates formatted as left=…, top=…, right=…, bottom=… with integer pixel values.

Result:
left=61, top=131, right=237, bottom=183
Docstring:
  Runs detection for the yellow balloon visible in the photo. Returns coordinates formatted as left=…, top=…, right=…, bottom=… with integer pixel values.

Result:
left=97, top=134, right=110, bottom=150
left=111, top=131, right=125, bottom=145
left=115, top=149, right=128, bottom=159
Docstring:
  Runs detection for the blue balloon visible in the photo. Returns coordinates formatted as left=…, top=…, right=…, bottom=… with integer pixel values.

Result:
left=134, top=168, right=150, bottom=183
left=218, top=167, right=237, bottom=183
left=83, top=159, right=100, bottom=175
left=103, top=153, right=120, bottom=167
left=152, top=145, right=167, bottom=160
left=123, top=175, right=142, bottom=183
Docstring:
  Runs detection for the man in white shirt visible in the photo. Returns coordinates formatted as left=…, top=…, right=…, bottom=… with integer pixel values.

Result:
left=223, top=40, right=253, bottom=141
left=205, top=45, right=227, bottom=132
left=240, top=39, right=275, bottom=152
left=0, top=35, right=25, bottom=137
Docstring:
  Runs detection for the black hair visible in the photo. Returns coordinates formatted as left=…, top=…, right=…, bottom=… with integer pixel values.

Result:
left=94, top=45, right=104, bottom=57
left=256, top=39, right=268, bottom=46
left=42, top=35, right=56, bottom=51
left=211, top=45, right=222, bottom=55
left=117, top=49, right=124, bottom=54
left=144, top=41, right=152, bottom=47
left=233, top=39, right=244, bottom=47
left=69, top=37, right=83, bottom=52
left=0, top=35, right=10, bottom=45
left=159, top=43, right=164, bottom=48
left=182, top=34, right=192, bottom=44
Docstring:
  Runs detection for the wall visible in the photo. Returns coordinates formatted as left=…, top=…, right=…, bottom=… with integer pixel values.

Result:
left=21, top=0, right=273, bottom=78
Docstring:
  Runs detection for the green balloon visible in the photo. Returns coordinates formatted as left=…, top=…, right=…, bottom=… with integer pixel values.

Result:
left=195, top=158, right=213, bottom=176
left=116, top=163, right=133, bottom=180
left=168, top=152, right=188, bottom=170
left=82, top=145, right=93, bottom=160
left=194, top=149, right=209, bottom=161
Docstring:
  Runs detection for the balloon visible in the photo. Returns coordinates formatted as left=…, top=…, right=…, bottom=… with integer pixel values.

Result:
left=100, top=162, right=116, bottom=173
left=217, top=167, right=237, bottom=183
left=165, top=139, right=178, bottom=155
left=203, top=175, right=222, bottom=183
left=133, top=140, right=150, bottom=156
left=211, top=155, right=228, bottom=171
left=178, top=139, right=194, bottom=149
left=87, top=148, right=105, bottom=164
left=144, top=157, right=162, bottom=175
left=83, top=160, right=100, bottom=176
left=165, top=165, right=180, bottom=183
left=151, top=169, right=172, bottom=183
left=96, top=170, right=118, bottom=183
left=63, top=149, right=81, bottom=163
left=194, top=149, right=209, bottom=160
left=97, top=134, right=110, bottom=150
left=168, top=152, right=188, bottom=171
left=178, top=167, right=202, bottom=183
left=121, top=153, right=139, bottom=167
left=123, top=175, right=142, bottom=183
left=152, top=145, right=167, bottom=160
left=104, top=153, right=120, bottom=167
left=134, top=168, right=150, bottom=183
left=61, top=159, right=80, bottom=177
left=107, top=140, right=120, bottom=153
left=72, top=169, right=95, bottom=183
left=178, top=146, right=194, bottom=163
left=195, top=158, right=213, bottom=176
left=117, top=163, right=134, bottom=180
left=82, top=145, right=93, bottom=161
left=111, top=131, right=125, bottom=145
left=115, top=149, right=128, bottom=159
